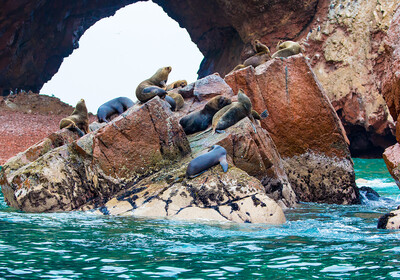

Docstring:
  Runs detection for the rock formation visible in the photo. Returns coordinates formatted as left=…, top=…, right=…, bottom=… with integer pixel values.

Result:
left=225, top=55, right=359, bottom=204
left=304, top=0, right=398, bottom=158
left=1, top=0, right=398, bottom=158
left=0, top=92, right=96, bottom=165
left=381, top=5, right=400, bottom=190
left=1, top=70, right=361, bottom=223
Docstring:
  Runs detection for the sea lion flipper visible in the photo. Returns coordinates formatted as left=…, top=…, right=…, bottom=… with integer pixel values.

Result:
left=219, top=157, right=228, bottom=172
left=165, top=95, right=176, bottom=111
left=260, top=109, right=269, bottom=119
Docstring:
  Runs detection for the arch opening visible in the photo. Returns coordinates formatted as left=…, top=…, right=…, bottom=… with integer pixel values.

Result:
left=40, top=1, right=203, bottom=113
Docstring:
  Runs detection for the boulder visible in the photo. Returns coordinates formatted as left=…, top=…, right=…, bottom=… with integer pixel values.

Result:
left=175, top=74, right=234, bottom=121
left=94, top=163, right=286, bottom=224
left=225, top=55, right=360, bottom=204
left=377, top=208, right=400, bottom=229
left=383, top=143, right=400, bottom=188
left=87, top=116, right=292, bottom=223
left=0, top=97, right=191, bottom=212
left=188, top=118, right=297, bottom=209
left=3, top=128, right=79, bottom=171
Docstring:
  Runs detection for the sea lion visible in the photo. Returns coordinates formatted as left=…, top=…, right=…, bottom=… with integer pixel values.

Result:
left=179, top=95, right=232, bottom=135
left=213, top=89, right=255, bottom=133
left=164, top=95, right=176, bottom=111
left=166, top=80, right=188, bottom=91
left=271, top=41, right=302, bottom=59
left=186, top=145, right=228, bottom=178
left=167, top=92, right=184, bottom=111
left=254, top=39, right=270, bottom=54
left=232, top=40, right=271, bottom=71
left=59, top=99, right=89, bottom=137
left=97, top=97, right=134, bottom=123
left=135, top=66, right=172, bottom=102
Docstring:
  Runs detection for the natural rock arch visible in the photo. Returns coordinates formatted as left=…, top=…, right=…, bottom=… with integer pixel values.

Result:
left=0, top=0, right=397, bottom=158
left=0, top=0, right=322, bottom=94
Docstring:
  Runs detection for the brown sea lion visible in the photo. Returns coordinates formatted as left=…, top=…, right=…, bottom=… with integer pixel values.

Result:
left=97, top=97, right=134, bottom=123
left=166, top=80, right=188, bottom=91
left=59, top=99, right=89, bottom=137
left=213, top=89, right=256, bottom=133
left=186, top=145, right=228, bottom=178
left=232, top=40, right=271, bottom=71
left=254, top=39, right=270, bottom=54
left=179, top=95, right=232, bottom=135
left=167, top=92, right=184, bottom=111
left=271, top=41, right=302, bottom=59
left=135, top=66, right=171, bottom=103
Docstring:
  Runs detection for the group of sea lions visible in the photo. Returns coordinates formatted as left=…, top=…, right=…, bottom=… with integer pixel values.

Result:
left=58, top=39, right=300, bottom=179
left=231, top=40, right=303, bottom=72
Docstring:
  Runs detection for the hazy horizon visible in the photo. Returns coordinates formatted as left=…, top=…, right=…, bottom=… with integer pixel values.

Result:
left=40, top=1, right=203, bottom=114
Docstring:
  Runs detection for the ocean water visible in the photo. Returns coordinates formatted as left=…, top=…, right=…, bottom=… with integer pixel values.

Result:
left=0, top=158, right=399, bottom=279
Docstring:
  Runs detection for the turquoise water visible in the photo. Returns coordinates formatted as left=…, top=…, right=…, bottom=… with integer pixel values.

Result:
left=0, top=159, right=399, bottom=279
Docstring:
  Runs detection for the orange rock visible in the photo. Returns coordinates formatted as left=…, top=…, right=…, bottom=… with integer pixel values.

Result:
left=225, top=55, right=359, bottom=204
left=383, top=143, right=400, bottom=188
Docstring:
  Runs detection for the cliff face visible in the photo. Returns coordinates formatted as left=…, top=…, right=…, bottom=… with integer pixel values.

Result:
left=0, top=0, right=398, bottom=157
left=0, top=0, right=137, bottom=94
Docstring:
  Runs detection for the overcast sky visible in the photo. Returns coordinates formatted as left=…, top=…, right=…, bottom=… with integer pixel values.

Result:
left=40, top=1, right=203, bottom=114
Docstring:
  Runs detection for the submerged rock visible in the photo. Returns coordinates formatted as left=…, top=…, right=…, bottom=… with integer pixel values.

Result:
left=225, top=55, right=360, bottom=204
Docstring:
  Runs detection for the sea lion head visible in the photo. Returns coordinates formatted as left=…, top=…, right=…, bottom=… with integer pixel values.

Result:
left=177, top=80, right=187, bottom=88
left=73, top=98, right=88, bottom=116
left=216, top=96, right=232, bottom=109
left=152, top=66, right=172, bottom=87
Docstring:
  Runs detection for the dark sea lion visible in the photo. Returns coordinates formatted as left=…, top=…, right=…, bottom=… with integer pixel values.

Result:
left=164, top=95, right=176, bottom=111
left=271, top=41, right=302, bottom=59
left=59, top=99, right=89, bottom=137
left=167, top=92, right=184, bottom=111
left=136, top=66, right=172, bottom=102
left=97, top=97, right=134, bottom=123
left=254, top=40, right=270, bottom=54
left=213, top=89, right=255, bottom=133
left=186, top=145, right=228, bottom=178
left=179, top=95, right=232, bottom=135
left=166, top=80, right=188, bottom=91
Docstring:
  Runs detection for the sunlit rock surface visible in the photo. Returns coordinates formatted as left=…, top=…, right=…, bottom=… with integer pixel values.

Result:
left=225, top=55, right=359, bottom=204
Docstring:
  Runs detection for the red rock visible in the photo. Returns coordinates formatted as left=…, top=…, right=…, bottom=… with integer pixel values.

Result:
left=193, top=74, right=233, bottom=101
left=188, top=117, right=297, bottom=209
left=225, top=55, right=359, bottom=204
left=382, top=6, right=400, bottom=127
left=383, top=143, right=400, bottom=188
left=0, top=97, right=190, bottom=212
left=92, top=97, right=190, bottom=178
